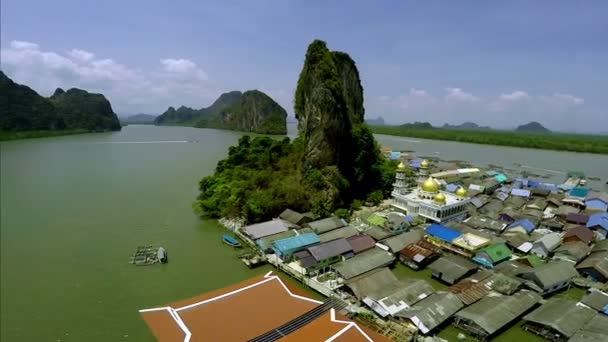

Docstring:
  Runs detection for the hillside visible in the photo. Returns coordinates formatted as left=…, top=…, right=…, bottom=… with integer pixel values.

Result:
left=0, top=71, right=121, bottom=136
left=516, top=121, right=551, bottom=133
left=155, top=90, right=287, bottom=134
left=120, top=113, right=157, bottom=124
left=443, top=122, right=491, bottom=130
left=366, top=116, right=385, bottom=126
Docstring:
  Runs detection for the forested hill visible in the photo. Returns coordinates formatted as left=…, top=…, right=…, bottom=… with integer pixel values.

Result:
left=155, top=90, right=287, bottom=134
left=0, top=71, right=121, bottom=134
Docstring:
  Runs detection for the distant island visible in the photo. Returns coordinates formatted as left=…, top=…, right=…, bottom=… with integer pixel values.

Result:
left=442, top=121, right=491, bottom=130
left=365, top=116, right=386, bottom=126
left=371, top=120, right=608, bottom=154
left=120, top=113, right=157, bottom=125
left=0, top=71, right=121, bottom=140
left=154, top=90, right=287, bottom=135
left=515, top=121, right=551, bottom=133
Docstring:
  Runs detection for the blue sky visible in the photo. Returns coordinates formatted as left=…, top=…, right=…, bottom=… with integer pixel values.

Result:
left=2, top=1, right=607, bottom=132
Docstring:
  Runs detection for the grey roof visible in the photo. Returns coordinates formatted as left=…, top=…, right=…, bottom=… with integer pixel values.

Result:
left=242, top=219, right=296, bottom=240
left=592, top=240, right=608, bottom=253
left=553, top=241, right=591, bottom=263
left=464, top=216, right=507, bottom=232
left=306, top=238, right=352, bottom=262
left=332, top=247, right=395, bottom=280
left=581, top=290, right=608, bottom=312
left=279, top=208, right=311, bottom=225
left=521, top=260, right=578, bottom=288
left=495, top=260, right=534, bottom=277
left=345, top=267, right=398, bottom=299
left=532, top=233, right=562, bottom=251
left=569, top=314, right=608, bottom=342
left=487, top=273, right=523, bottom=295
left=455, top=290, right=541, bottom=335
left=365, top=226, right=395, bottom=241
left=305, top=216, right=347, bottom=234
left=366, top=278, right=435, bottom=307
left=429, top=255, right=477, bottom=284
left=556, top=205, right=580, bottom=217
left=577, top=251, right=608, bottom=279
left=395, top=291, right=464, bottom=334
left=523, top=299, right=596, bottom=338
left=318, top=225, right=359, bottom=243
left=346, top=234, right=376, bottom=253
left=380, top=230, right=423, bottom=253
left=504, top=195, right=527, bottom=209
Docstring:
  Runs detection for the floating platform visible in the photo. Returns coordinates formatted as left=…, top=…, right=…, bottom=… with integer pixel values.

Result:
left=238, top=251, right=267, bottom=268
left=130, top=245, right=167, bottom=266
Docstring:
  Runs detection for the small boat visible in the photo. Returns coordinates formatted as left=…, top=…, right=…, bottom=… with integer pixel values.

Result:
left=157, top=247, right=168, bottom=263
left=222, top=234, right=242, bottom=248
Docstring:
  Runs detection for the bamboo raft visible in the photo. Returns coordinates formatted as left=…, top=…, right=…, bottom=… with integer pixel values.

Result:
left=130, top=245, right=166, bottom=266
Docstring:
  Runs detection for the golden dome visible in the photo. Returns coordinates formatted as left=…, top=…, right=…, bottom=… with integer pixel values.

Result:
left=434, top=193, right=446, bottom=204
left=421, top=177, right=439, bottom=192
left=397, top=162, right=406, bottom=171
left=420, top=159, right=430, bottom=168
left=456, top=187, right=468, bottom=197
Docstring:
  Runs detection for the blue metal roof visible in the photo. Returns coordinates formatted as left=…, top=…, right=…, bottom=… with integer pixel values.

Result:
left=511, top=188, right=531, bottom=198
left=410, top=159, right=421, bottom=168
left=425, top=223, right=462, bottom=243
left=586, top=200, right=608, bottom=211
left=569, top=187, right=590, bottom=198
left=272, top=233, right=320, bottom=254
left=389, top=151, right=401, bottom=160
left=508, top=219, right=535, bottom=233
left=445, top=184, right=459, bottom=193
left=495, top=174, right=508, bottom=183
left=587, top=213, right=608, bottom=231
left=527, top=180, right=539, bottom=188
left=404, top=215, right=414, bottom=223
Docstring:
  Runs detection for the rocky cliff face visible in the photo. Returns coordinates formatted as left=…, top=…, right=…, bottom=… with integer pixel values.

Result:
left=0, top=71, right=120, bottom=132
left=294, top=40, right=364, bottom=172
left=212, top=90, right=287, bottom=134
left=156, top=90, right=287, bottom=134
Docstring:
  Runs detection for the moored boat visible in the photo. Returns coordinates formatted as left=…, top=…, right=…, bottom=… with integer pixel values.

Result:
left=157, top=247, right=168, bottom=263
left=222, top=234, right=242, bottom=247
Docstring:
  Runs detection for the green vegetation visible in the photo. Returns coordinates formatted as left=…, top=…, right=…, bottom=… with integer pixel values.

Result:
left=372, top=125, right=608, bottom=154
left=195, top=134, right=395, bottom=223
left=0, top=129, right=89, bottom=141
left=155, top=90, right=287, bottom=134
left=195, top=40, right=394, bottom=223
left=0, top=71, right=121, bottom=138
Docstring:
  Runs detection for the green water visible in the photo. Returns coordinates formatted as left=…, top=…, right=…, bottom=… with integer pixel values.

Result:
left=0, top=125, right=280, bottom=341
left=1, top=124, right=606, bottom=341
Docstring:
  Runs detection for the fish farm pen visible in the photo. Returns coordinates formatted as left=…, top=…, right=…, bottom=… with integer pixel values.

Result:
left=129, top=245, right=167, bottom=265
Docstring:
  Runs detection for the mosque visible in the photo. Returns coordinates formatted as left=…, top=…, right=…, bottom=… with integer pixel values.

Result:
left=391, top=160, right=470, bottom=223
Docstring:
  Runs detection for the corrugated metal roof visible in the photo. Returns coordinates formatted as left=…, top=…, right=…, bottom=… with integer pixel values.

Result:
left=365, top=279, right=435, bottom=316
left=306, top=238, right=352, bottom=262
left=381, top=230, right=424, bottom=253
left=523, top=299, right=596, bottom=338
left=318, top=226, right=359, bottom=243
left=305, top=216, right=347, bottom=234
left=507, top=219, right=535, bottom=233
left=581, top=290, right=608, bottom=312
left=495, top=174, right=508, bottom=183
left=587, top=213, right=608, bottom=231
left=455, top=290, right=541, bottom=335
left=577, top=251, right=608, bottom=279
left=564, top=226, right=594, bottom=244
left=395, top=291, right=464, bottom=334
left=346, top=234, right=376, bottom=253
left=569, top=187, right=590, bottom=198
left=477, top=243, right=512, bottom=263
left=243, top=219, right=295, bottom=240
left=429, top=255, right=477, bottom=284
left=553, top=241, right=591, bottom=263
left=569, top=315, right=608, bottom=342
left=522, top=260, right=578, bottom=288
left=511, top=188, right=531, bottom=198
left=344, top=267, right=398, bottom=299
left=567, top=213, right=590, bottom=225
left=332, top=248, right=395, bottom=280
left=445, top=184, right=459, bottom=193
left=272, top=233, right=320, bottom=254
left=256, top=228, right=314, bottom=251
left=425, top=224, right=462, bottom=243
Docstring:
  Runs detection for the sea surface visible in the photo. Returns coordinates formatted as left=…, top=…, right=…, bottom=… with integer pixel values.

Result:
left=1, top=124, right=607, bottom=341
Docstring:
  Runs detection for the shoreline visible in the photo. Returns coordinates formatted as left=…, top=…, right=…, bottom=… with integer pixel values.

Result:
left=0, top=129, right=117, bottom=142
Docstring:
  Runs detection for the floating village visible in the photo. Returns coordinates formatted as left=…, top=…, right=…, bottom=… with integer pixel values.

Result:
left=140, top=150, right=608, bottom=342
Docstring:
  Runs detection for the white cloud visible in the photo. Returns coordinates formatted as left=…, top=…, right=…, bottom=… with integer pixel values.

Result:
left=445, top=87, right=480, bottom=103
left=541, top=93, right=584, bottom=105
left=161, top=58, right=207, bottom=80
left=10, top=40, right=38, bottom=50
left=68, top=49, right=95, bottom=62
left=499, top=90, right=530, bottom=102
left=0, top=40, right=215, bottom=114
